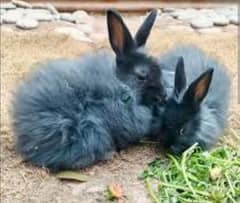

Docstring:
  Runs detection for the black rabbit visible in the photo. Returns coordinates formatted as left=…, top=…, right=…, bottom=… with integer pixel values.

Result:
left=107, top=9, right=166, bottom=107
left=12, top=9, right=166, bottom=171
left=12, top=53, right=152, bottom=171
left=152, top=45, right=230, bottom=154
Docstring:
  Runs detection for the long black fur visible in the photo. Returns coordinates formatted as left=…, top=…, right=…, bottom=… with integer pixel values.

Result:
left=12, top=52, right=152, bottom=171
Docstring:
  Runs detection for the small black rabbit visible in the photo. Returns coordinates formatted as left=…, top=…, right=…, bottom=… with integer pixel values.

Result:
left=152, top=46, right=230, bottom=154
left=107, top=9, right=166, bottom=107
left=12, top=9, right=166, bottom=171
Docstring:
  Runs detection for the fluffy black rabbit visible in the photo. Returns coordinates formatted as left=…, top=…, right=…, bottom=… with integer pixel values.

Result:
left=12, top=52, right=152, bottom=171
left=11, top=9, right=166, bottom=171
left=107, top=9, right=166, bottom=107
left=152, top=46, right=230, bottom=154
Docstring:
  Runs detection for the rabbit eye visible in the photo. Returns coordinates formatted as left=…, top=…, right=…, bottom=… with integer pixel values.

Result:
left=179, top=128, right=184, bottom=136
left=134, top=68, right=147, bottom=81
left=137, top=74, right=146, bottom=81
left=121, top=92, right=132, bottom=104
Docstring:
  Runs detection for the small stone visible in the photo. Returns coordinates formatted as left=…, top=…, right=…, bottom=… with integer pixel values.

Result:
left=157, top=9, right=162, bottom=15
left=2, top=9, right=24, bottom=23
left=54, top=27, right=93, bottom=42
left=191, top=18, right=213, bottom=29
left=0, top=3, right=16, bottom=10
left=46, top=3, right=59, bottom=15
left=169, top=9, right=184, bottom=18
left=12, top=0, right=32, bottom=8
left=53, top=14, right=60, bottom=21
left=228, top=15, right=239, bottom=25
left=60, top=13, right=75, bottom=23
left=26, top=12, right=53, bottom=21
left=24, top=8, right=51, bottom=15
left=0, top=9, right=6, bottom=15
left=214, top=7, right=234, bottom=17
left=213, top=15, right=229, bottom=26
left=16, top=17, right=39, bottom=29
left=162, top=7, right=176, bottom=13
left=176, top=10, right=198, bottom=20
left=73, top=10, right=92, bottom=24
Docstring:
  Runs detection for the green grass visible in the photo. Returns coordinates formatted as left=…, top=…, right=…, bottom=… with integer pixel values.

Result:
left=140, top=133, right=240, bottom=203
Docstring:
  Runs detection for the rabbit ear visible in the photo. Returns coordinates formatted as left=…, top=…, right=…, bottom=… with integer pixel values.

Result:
left=183, top=68, right=214, bottom=105
left=107, top=9, right=135, bottom=56
left=135, top=9, right=157, bottom=47
left=174, top=57, right=186, bottom=97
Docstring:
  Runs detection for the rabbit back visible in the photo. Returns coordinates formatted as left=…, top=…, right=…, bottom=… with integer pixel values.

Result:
left=12, top=52, right=119, bottom=170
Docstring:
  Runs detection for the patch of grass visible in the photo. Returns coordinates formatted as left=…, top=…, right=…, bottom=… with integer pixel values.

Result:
left=140, top=133, right=240, bottom=203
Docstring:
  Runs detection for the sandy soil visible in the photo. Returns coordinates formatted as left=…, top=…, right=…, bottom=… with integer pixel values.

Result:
left=1, top=26, right=239, bottom=203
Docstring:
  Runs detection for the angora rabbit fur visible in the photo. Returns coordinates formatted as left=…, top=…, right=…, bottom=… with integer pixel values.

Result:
left=12, top=52, right=152, bottom=171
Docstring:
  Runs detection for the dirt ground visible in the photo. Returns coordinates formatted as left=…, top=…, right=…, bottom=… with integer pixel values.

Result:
left=1, top=24, right=239, bottom=203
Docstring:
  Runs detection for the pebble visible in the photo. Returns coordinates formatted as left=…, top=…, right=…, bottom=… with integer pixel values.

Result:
left=26, top=12, right=53, bottom=21
left=213, top=15, right=229, bottom=26
left=12, top=0, right=32, bottom=8
left=53, top=14, right=60, bottom=21
left=157, top=9, right=162, bottom=15
left=199, top=9, right=218, bottom=18
left=54, top=27, right=93, bottom=42
left=191, top=18, right=214, bottom=29
left=0, top=3, right=16, bottom=10
left=73, top=10, right=92, bottom=24
left=24, top=8, right=51, bottom=15
left=228, top=15, right=239, bottom=25
left=16, top=17, right=39, bottom=29
left=46, top=3, right=59, bottom=15
left=176, top=10, right=198, bottom=20
left=60, top=13, right=75, bottom=23
left=2, top=9, right=24, bottom=23
left=214, top=8, right=233, bottom=17
left=0, top=9, right=6, bottom=15
left=162, top=7, right=176, bottom=13
left=170, top=9, right=185, bottom=18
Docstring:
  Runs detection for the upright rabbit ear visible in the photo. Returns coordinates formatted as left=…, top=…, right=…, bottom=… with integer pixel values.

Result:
left=135, top=9, right=157, bottom=47
left=107, top=9, right=135, bottom=56
left=174, top=57, right=186, bottom=97
left=183, top=68, right=214, bottom=105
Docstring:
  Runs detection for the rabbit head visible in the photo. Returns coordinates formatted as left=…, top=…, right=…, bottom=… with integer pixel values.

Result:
left=159, top=57, right=214, bottom=154
left=107, top=9, right=166, bottom=107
